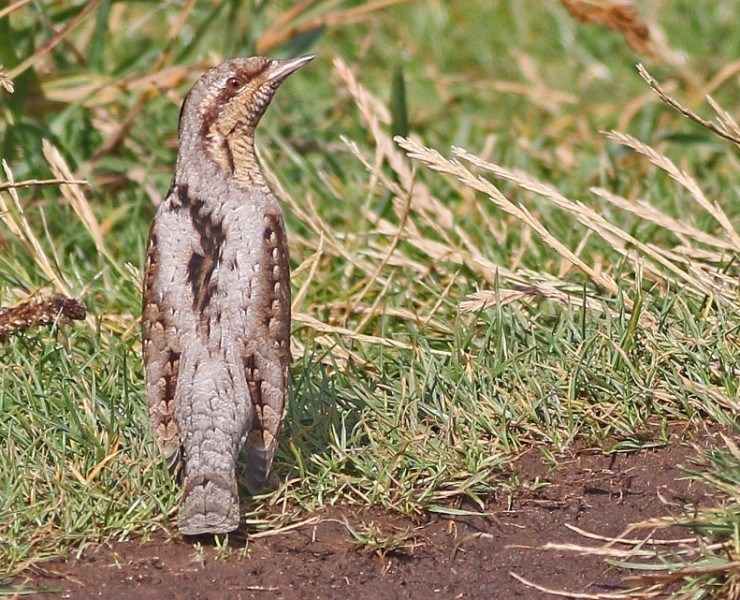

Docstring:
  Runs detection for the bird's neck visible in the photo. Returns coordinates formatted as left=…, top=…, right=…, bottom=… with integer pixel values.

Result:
left=177, top=125, right=269, bottom=194
left=223, top=134, right=267, bottom=189
left=208, top=131, right=269, bottom=191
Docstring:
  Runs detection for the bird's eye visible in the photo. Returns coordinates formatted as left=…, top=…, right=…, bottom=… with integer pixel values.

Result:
left=226, top=77, right=242, bottom=90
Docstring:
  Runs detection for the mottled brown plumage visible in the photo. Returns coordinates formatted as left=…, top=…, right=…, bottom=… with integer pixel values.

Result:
left=142, top=55, right=313, bottom=535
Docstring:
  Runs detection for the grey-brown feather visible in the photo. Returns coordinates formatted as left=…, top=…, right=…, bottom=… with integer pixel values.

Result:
left=142, top=56, right=310, bottom=535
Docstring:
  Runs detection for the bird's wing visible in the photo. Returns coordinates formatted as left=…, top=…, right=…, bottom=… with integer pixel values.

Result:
left=142, top=216, right=182, bottom=467
left=243, top=211, right=291, bottom=494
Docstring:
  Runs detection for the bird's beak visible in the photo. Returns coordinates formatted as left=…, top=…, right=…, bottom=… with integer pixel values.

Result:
left=266, top=55, right=316, bottom=84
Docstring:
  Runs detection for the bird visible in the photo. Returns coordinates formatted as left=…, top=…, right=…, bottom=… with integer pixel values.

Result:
left=141, top=55, right=314, bottom=535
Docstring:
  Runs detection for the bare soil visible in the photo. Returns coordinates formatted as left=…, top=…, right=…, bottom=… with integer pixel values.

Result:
left=14, top=441, right=710, bottom=599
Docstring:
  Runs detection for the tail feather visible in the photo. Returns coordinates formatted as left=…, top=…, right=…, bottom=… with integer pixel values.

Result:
left=245, top=440, right=275, bottom=495
left=178, top=473, right=239, bottom=535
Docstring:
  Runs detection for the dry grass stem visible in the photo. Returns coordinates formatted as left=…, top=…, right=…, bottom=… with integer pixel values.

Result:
left=0, top=161, right=71, bottom=295
left=706, top=95, right=740, bottom=139
left=605, top=130, right=740, bottom=249
left=247, top=515, right=321, bottom=539
left=0, top=65, right=14, bottom=93
left=397, top=136, right=621, bottom=295
left=451, top=144, right=687, bottom=293
left=543, top=541, right=659, bottom=559
left=423, top=130, right=737, bottom=305
left=42, top=140, right=113, bottom=289
left=589, top=188, right=737, bottom=253
left=622, top=562, right=740, bottom=589
left=0, top=177, right=88, bottom=190
left=262, top=148, right=360, bottom=273
left=459, top=286, right=656, bottom=329
left=292, top=312, right=451, bottom=357
left=41, top=65, right=204, bottom=107
left=291, top=241, right=325, bottom=311
left=680, top=377, right=740, bottom=413
left=564, top=523, right=697, bottom=546
left=637, top=64, right=740, bottom=145
left=0, top=0, right=33, bottom=21
left=92, top=0, right=197, bottom=159
left=510, top=570, right=656, bottom=599
left=348, top=191, right=412, bottom=331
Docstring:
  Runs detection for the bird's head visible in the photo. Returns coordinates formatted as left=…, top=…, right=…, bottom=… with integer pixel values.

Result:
left=176, top=55, right=314, bottom=188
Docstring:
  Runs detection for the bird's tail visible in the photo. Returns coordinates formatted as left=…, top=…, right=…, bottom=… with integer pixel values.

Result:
left=178, top=471, right=240, bottom=536
left=244, top=429, right=279, bottom=495
left=175, top=368, right=251, bottom=535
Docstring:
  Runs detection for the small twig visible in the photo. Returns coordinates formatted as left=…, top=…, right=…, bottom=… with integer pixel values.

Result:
left=246, top=515, right=320, bottom=539
left=564, top=523, right=696, bottom=546
left=0, top=177, right=88, bottom=190
left=510, top=571, right=655, bottom=599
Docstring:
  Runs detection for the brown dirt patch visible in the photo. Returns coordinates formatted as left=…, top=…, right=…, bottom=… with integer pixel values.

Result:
left=13, top=442, right=710, bottom=599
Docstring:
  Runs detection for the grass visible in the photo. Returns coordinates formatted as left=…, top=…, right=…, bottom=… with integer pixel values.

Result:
left=0, top=0, right=738, bottom=597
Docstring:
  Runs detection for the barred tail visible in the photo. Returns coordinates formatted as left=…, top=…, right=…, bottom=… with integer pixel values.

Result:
left=178, top=472, right=239, bottom=535
left=245, top=430, right=277, bottom=496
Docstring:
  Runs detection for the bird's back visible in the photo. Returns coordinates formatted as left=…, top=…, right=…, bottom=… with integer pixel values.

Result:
left=145, top=180, right=290, bottom=534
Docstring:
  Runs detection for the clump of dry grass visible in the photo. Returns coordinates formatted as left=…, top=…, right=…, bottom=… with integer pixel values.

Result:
left=0, top=143, right=104, bottom=329
left=0, top=159, right=74, bottom=297
left=396, top=86, right=738, bottom=319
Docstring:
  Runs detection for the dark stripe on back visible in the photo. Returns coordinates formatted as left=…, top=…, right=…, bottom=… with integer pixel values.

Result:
left=177, top=183, right=191, bottom=208
left=186, top=199, right=226, bottom=316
